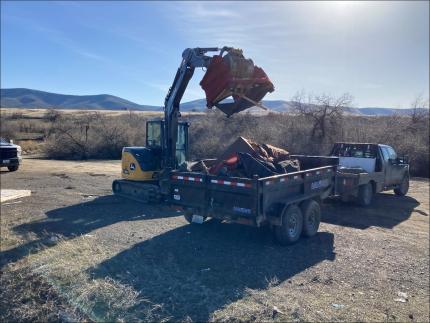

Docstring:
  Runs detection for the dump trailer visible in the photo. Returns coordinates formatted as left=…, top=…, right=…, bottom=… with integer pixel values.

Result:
left=169, top=155, right=338, bottom=245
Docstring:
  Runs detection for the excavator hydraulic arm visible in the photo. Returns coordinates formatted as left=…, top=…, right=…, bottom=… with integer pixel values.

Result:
left=163, top=46, right=274, bottom=170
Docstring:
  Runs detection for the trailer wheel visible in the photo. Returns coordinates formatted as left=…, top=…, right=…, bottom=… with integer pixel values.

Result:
left=394, top=175, right=409, bottom=196
left=301, top=200, right=321, bottom=237
left=275, top=204, right=303, bottom=245
left=7, top=165, right=18, bottom=172
left=357, top=183, right=373, bottom=206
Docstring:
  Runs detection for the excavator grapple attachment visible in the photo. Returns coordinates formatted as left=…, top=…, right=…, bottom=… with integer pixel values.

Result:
left=200, top=48, right=274, bottom=117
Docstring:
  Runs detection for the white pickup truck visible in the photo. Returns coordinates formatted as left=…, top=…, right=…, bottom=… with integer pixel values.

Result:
left=0, top=137, right=22, bottom=172
left=331, top=143, right=410, bottom=206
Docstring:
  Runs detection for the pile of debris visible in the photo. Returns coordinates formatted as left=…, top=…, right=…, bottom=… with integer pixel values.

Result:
left=180, top=137, right=300, bottom=179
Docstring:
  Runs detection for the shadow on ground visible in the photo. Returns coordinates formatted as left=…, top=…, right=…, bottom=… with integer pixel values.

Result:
left=88, top=221, right=335, bottom=321
left=0, top=195, right=177, bottom=268
left=322, top=193, right=420, bottom=229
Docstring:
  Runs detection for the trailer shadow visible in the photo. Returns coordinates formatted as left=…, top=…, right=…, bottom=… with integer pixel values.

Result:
left=88, top=222, right=335, bottom=321
left=1, top=195, right=178, bottom=268
left=321, top=193, right=420, bottom=229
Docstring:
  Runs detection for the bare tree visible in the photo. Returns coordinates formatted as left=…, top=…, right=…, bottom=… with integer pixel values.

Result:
left=47, top=112, right=100, bottom=159
left=409, top=94, right=429, bottom=126
left=291, top=91, right=353, bottom=141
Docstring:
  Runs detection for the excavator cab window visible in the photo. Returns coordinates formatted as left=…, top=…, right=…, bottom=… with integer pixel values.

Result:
left=146, top=121, right=163, bottom=148
left=176, top=123, right=189, bottom=166
left=146, top=120, right=189, bottom=167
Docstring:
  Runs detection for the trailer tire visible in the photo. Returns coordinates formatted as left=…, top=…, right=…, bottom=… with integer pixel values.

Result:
left=394, top=175, right=409, bottom=196
left=7, top=165, right=18, bottom=172
left=275, top=204, right=303, bottom=245
left=301, top=199, right=321, bottom=237
left=357, top=183, right=373, bottom=206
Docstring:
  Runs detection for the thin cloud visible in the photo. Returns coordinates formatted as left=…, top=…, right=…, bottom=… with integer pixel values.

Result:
left=3, top=14, right=109, bottom=63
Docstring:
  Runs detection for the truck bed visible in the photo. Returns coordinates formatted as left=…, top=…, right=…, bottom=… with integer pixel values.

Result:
left=169, top=155, right=338, bottom=227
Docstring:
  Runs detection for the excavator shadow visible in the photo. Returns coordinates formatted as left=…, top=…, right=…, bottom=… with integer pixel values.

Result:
left=321, top=193, right=420, bottom=229
left=1, top=195, right=178, bottom=268
left=88, top=221, right=335, bottom=321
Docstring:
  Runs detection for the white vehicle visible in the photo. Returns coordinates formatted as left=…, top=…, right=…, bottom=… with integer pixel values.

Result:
left=0, top=138, right=22, bottom=172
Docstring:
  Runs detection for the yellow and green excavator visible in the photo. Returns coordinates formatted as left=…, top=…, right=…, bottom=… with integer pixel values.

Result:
left=112, top=46, right=274, bottom=203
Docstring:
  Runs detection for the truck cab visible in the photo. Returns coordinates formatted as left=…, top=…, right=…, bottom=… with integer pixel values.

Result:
left=0, top=137, right=22, bottom=172
left=331, top=143, right=410, bottom=206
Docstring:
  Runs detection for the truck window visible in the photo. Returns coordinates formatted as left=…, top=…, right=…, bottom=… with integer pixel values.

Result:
left=381, top=147, right=390, bottom=161
left=387, top=146, right=397, bottom=160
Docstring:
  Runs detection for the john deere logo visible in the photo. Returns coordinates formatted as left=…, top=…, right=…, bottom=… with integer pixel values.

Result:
left=129, top=163, right=136, bottom=171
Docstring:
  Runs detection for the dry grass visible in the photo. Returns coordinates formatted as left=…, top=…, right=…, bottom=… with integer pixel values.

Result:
left=27, top=236, right=165, bottom=322
left=1, top=108, right=428, bottom=176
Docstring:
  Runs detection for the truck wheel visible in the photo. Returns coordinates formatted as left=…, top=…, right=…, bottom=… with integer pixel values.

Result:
left=394, top=175, right=409, bottom=196
left=275, top=204, right=303, bottom=245
left=357, top=183, right=373, bottom=206
left=300, top=200, right=321, bottom=237
left=7, top=165, right=19, bottom=172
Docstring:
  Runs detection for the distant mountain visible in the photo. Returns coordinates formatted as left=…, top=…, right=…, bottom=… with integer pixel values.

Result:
left=178, top=98, right=428, bottom=116
left=0, top=88, right=161, bottom=111
left=1, top=88, right=427, bottom=116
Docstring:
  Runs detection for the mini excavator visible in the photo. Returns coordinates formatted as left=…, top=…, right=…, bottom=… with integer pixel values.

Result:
left=112, top=47, right=274, bottom=202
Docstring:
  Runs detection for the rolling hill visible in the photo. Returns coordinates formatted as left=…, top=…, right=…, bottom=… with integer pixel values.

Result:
left=1, top=88, right=426, bottom=116
left=0, top=88, right=161, bottom=111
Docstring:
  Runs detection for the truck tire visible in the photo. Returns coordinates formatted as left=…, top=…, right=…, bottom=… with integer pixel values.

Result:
left=7, top=165, right=19, bottom=172
left=357, top=183, right=373, bottom=206
left=300, top=200, right=321, bottom=237
left=394, top=175, right=409, bottom=196
left=275, top=204, right=303, bottom=245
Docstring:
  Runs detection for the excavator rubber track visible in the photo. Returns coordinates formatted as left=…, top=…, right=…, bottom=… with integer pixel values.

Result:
left=112, top=179, right=162, bottom=204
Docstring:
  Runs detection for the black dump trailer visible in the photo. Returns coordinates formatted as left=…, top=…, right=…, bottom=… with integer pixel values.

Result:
left=169, top=155, right=338, bottom=245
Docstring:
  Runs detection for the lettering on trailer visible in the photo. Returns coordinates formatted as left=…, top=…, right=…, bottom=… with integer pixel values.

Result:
left=210, top=179, right=252, bottom=188
left=311, top=178, right=330, bottom=190
left=233, top=206, right=252, bottom=214
left=171, top=175, right=203, bottom=182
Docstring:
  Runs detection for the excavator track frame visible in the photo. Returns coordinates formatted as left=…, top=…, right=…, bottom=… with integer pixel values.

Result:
left=112, top=179, right=162, bottom=204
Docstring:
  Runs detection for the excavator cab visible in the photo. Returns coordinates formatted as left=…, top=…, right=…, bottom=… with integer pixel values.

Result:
left=120, top=120, right=189, bottom=182
left=146, top=120, right=189, bottom=166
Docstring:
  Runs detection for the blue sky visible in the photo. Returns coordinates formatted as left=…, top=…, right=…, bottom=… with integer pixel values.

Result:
left=1, top=1, right=429, bottom=108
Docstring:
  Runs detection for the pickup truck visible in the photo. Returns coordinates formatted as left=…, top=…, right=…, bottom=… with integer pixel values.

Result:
left=0, top=137, right=22, bottom=172
left=332, top=143, right=410, bottom=206
left=168, top=143, right=410, bottom=245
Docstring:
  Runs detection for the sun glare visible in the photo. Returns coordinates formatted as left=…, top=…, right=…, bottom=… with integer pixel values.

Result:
left=330, top=1, right=362, bottom=14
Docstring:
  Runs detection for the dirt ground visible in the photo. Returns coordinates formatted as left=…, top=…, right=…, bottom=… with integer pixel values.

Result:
left=1, top=158, right=429, bottom=322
